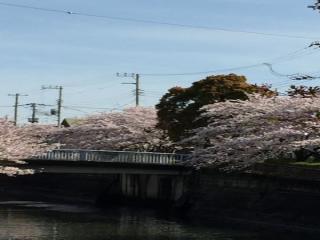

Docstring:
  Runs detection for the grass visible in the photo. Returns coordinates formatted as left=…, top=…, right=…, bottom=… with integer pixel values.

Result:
left=290, top=162, right=320, bottom=168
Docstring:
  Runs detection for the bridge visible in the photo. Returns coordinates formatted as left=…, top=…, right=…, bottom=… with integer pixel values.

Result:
left=17, top=149, right=194, bottom=206
left=27, top=149, right=191, bottom=175
left=31, top=149, right=190, bottom=165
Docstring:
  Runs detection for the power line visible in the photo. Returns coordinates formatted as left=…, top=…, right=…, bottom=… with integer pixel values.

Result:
left=62, top=106, right=90, bottom=114
left=273, top=79, right=320, bottom=90
left=66, top=81, right=121, bottom=97
left=116, top=100, right=137, bottom=109
left=64, top=78, right=120, bottom=89
left=63, top=105, right=115, bottom=110
left=20, top=103, right=54, bottom=107
left=62, top=100, right=136, bottom=114
left=262, top=43, right=320, bottom=81
left=268, top=47, right=317, bottom=65
left=140, top=42, right=320, bottom=77
left=143, top=90, right=165, bottom=95
left=263, top=63, right=320, bottom=81
left=0, top=1, right=317, bottom=40
left=141, top=64, right=264, bottom=77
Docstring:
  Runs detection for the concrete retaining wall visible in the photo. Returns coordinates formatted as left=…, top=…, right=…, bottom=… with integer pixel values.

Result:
left=189, top=168, right=320, bottom=228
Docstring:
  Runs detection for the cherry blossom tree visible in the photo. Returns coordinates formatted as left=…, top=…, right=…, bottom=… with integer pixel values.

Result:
left=0, top=119, right=57, bottom=175
left=0, top=107, right=173, bottom=175
left=49, top=107, right=173, bottom=152
left=184, top=95, right=320, bottom=170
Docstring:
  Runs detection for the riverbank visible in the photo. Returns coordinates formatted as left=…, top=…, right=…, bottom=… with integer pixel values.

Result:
left=188, top=164, right=320, bottom=234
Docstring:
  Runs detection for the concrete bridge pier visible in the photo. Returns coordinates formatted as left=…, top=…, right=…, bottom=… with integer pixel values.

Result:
left=120, top=174, right=186, bottom=203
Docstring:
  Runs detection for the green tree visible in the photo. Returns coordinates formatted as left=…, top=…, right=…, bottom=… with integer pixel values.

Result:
left=156, top=74, right=275, bottom=141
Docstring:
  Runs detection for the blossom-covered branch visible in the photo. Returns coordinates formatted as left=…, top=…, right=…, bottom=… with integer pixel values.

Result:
left=49, top=107, right=173, bottom=152
left=0, top=119, right=57, bottom=175
left=184, top=95, right=320, bottom=170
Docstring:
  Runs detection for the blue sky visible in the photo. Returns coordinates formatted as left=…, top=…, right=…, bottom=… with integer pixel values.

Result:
left=0, top=0, right=320, bottom=123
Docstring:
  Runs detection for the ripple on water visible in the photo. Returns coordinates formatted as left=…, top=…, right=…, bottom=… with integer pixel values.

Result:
left=0, top=201, right=298, bottom=240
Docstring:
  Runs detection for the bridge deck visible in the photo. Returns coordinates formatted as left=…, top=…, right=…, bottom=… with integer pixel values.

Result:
left=31, top=149, right=191, bottom=166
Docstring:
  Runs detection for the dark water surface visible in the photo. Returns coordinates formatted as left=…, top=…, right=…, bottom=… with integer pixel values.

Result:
left=0, top=201, right=312, bottom=240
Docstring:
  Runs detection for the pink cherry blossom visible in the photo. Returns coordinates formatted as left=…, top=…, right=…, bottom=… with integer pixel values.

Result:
left=50, top=107, right=172, bottom=152
left=185, top=95, right=320, bottom=170
left=0, top=107, right=173, bottom=176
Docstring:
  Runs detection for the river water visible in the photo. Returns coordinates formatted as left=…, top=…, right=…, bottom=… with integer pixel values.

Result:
left=0, top=201, right=313, bottom=240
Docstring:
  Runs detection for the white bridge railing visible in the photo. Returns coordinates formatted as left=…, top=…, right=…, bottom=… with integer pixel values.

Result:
left=32, top=149, right=190, bottom=165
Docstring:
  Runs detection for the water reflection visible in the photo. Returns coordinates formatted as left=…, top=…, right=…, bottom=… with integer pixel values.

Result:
left=0, top=201, right=307, bottom=240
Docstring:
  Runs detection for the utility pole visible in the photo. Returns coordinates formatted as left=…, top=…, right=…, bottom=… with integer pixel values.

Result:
left=117, top=73, right=141, bottom=107
left=22, top=103, right=54, bottom=124
left=8, top=93, right=28, bottom=126
left=57, top=86, right=63, bottom=128
left=41, top=85, right=63, bottom=127
left=135, top=74, right=140, bottom=107
left=27, top=103, right=39, bottom=123
left=31, top=103, right=37, bottom=123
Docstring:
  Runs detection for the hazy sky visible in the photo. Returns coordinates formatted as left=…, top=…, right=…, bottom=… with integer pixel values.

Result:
left=0, top=0, right=319, bottom=123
